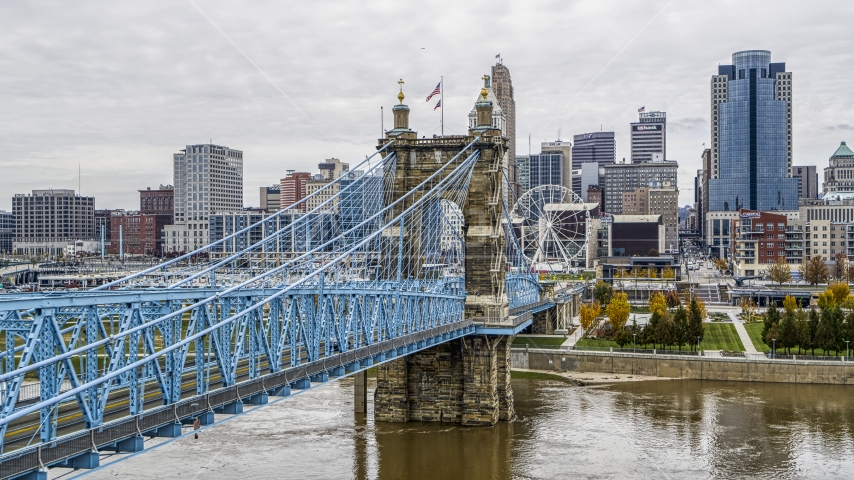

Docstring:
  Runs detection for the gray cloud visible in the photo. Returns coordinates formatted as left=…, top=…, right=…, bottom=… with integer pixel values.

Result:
left=1, top=0, right=852, bottom=210
left=826, top=124, right=853, bottom=131
left=669, top=117, right=707, bottom=132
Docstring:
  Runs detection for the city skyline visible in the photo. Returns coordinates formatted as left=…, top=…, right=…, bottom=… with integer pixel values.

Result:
left=1, top=1, right=853, bottom=210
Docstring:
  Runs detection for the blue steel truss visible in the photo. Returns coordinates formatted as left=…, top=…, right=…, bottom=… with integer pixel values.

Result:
left=0, top=140, right=544, bottom=464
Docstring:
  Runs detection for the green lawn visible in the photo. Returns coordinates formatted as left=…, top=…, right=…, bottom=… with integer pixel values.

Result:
left=700, top=323, right=744, bottom=352
left=512, top=336, right=567, bottom=348
left=744, top=323, right=771, bottom=353
left=575, top=338, right=621, bottom=348
left=574, top=323, right=744, bottom=352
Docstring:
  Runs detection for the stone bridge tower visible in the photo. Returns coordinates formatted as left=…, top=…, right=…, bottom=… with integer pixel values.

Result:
left=380, top=77, right=508, bottom=320
left=373, top=77, right=514, bottom=426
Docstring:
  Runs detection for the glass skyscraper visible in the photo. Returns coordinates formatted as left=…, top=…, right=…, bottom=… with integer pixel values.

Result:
left=708, top=50, right=797, bottom=211
left=528, top=153, right=563, bottom=190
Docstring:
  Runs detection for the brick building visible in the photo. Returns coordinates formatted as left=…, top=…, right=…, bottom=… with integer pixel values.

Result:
left=730, top=209, right=790, bottom=276
left=140, top=185, right=174, bottom=223
left=280, top=171, right=311, bottom=211
left=109, top=211, right=170, bottom=256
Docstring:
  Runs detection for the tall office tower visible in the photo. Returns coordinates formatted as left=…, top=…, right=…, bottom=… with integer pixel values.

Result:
left=602, top=161, right=678, bottom=214
left=11, top=189, right=95, bottom=256
left=469, top=74, right=509, bottom=201
left=527, top=152, right=564, bottom=190
left=280, top=171, right=311, bottom=211
left=708, top=50, right=797, bottom=211
left=792, top=165, right=818, bottom=199
left=492, top=62, right=517, bottom=195
left=630, top=111, right=666, bottom=163
left=572, top=132, right=616, bottom=195
left=541, top=141, right=573, bottom=190
left=822, top=142, right=854, bottom=196
left=259, top=185, right=281, bottom=212
left=164, top=143, right=243, bottom=253
left=515, top=155, right=530, bottom=195
left=696, top=149, right=711, bottom=245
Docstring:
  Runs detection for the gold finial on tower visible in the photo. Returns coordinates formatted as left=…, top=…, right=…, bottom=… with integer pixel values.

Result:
left=397, top=79, right=405, bottom=104
left=480, top=75, right=489, bottom=100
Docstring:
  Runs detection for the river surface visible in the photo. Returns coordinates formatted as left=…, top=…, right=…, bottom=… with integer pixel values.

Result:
left=75, top=377, right=854, bottom=479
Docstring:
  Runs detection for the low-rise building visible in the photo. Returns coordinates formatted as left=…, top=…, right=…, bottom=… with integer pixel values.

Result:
left=109, top=211, right=170, bottom=256
left=822, top=141, right=854, bottom=196
left=0, top=210, right=13, bottom=255
left=259, top=185, right=281, bottom=212
left=730, top=210, right=795, bottom=276
left=608, top=214, right=664, bottom=257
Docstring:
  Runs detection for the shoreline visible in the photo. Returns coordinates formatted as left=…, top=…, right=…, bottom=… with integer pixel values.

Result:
left=512, top=349, right=854, bottom=385
left=512, top=368, right=667, bottom=385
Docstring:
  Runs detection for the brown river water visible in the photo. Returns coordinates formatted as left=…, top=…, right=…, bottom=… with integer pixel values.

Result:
left=71, top=377, right=854, bottom=480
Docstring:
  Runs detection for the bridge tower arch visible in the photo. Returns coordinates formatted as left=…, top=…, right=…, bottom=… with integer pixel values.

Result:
left=380, top=76, right=508, bottom=321
left=374, top=77, right=515, bottom=426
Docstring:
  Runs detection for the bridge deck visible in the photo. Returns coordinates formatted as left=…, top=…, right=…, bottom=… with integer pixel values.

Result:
left=0, top=321, right=473, bottom=480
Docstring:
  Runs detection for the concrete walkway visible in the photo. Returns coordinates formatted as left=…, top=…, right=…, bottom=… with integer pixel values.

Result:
left=561, top=324, right=584, bottom=348
left=728, top=311, right=759, bottom=353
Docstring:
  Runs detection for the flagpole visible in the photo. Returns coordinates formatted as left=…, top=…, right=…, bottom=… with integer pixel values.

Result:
left=440, top=75, right=444, bottom=137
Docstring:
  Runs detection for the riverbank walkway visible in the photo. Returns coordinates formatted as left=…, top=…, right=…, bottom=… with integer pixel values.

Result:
left=727, top=311, right=758, bottom=354
left=561, top=326, right=583, bottom=348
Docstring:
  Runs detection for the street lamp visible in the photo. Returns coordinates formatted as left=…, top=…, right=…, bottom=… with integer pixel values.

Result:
left=697, top=336, right=701, bottom=355
left=772, top=339, right=776, bottom=359
left=846, top=340, right=850, bottom=361
left=633, top=333, right=637, bottom=353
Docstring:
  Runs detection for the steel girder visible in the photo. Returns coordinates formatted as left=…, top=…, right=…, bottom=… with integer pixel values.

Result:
left=506, top=273, right=541, bottom=309
left=0, top=286, right=464, bottom=451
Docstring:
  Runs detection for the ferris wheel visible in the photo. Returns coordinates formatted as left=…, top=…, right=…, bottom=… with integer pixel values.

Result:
left=513, top=185, right=591, bottom=270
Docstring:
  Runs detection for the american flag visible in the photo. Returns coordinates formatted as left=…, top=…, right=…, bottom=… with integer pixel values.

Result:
left=434, top=99, right=441, bottom=110
left=638, top=106, right=645, bottom=113
left=426, top=82, right=441, bottom=102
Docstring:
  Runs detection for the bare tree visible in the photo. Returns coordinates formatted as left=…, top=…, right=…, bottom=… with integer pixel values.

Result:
left=800, top=255, right=829, bottom=286
left=768, top=256, right=792, bottom=286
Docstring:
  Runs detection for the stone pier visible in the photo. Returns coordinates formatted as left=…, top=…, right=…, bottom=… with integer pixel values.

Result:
left=354, top=370, right=368, bottom=414
left=374, top=335, right=514, bottom=426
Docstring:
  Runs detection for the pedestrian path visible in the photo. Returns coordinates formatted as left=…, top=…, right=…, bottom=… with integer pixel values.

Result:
left=727, top=311, right=758, bottom=353
left=561, top=324, right=584, bottom=348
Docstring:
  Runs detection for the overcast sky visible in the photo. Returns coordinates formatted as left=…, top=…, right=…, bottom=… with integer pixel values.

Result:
left=1, top=0, right=853, bottom=211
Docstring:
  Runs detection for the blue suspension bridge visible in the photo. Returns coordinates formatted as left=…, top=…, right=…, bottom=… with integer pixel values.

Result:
left=0, top=84, right=568, bottom=479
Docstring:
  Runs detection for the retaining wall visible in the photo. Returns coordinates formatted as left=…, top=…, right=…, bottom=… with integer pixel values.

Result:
left=511, top=349, right=854, bottom=385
